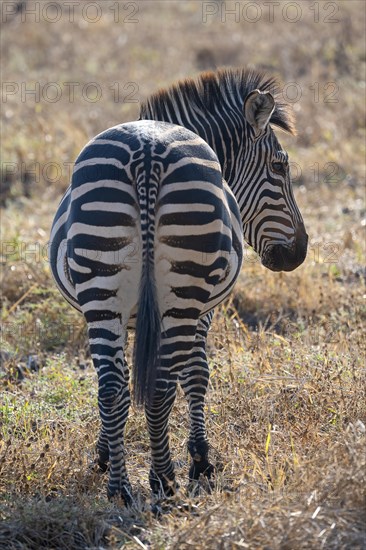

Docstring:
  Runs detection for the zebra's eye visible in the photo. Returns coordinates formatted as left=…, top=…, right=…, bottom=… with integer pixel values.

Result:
left=272, top=161, right=287, bottom=175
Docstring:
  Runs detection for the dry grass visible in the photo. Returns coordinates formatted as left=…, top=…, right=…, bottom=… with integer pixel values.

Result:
left=1, top=1, right=366, bottom=549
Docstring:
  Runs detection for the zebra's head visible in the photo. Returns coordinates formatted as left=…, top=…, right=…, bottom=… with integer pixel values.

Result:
left=240, top=89, right=308, bottom=272
left=140, top=68, right=308, bottom=272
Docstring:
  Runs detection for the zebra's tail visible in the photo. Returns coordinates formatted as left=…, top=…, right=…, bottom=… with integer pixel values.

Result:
left=133, top=179, right=161, bottom=406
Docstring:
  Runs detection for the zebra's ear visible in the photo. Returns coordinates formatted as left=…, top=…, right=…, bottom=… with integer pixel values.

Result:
left=244, top=89, right=275, bottom=136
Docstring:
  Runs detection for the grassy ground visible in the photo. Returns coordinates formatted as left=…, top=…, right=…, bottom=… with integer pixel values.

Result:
left=1, top=1, right=365, bottom=548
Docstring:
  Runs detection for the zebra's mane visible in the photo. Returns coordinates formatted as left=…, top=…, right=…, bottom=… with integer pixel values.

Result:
left=140, top=68, right=296, bottom=135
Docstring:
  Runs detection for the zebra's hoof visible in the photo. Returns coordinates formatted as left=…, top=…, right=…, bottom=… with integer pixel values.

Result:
left=97, top=460, right=109, bottom=473
left=107, top=485, right=134, bottom=506
left=149, top=469, right=178, bottom=498
left=97, top=448, right=109, bottom=466
left=189, top=459, right=215, bottom=481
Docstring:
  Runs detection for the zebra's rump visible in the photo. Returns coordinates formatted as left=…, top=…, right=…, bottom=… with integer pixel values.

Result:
left=49, top=120, right=243, bottom=330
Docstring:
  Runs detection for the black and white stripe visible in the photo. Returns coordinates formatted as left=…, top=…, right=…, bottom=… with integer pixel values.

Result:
left=50, top=68, right=307, bottom=502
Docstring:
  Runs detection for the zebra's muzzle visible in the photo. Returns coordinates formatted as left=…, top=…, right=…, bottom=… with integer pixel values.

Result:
left=262, top=224, right=308, bottom=272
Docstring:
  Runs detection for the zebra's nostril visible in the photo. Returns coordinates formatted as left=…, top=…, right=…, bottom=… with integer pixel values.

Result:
left=262, top=234, right=307, bottom=272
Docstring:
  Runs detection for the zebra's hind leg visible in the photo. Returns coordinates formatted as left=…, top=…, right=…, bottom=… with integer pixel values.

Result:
left=88, top=319, right=133, bottom=505
left=179, top=313, right=215, bottom=486
left=145, top=374, right=179, bottom=499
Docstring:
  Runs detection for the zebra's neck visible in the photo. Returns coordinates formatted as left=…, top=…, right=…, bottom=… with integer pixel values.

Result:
left=139, top=80, right=243, bottom=187
left=139, top=68, right=294, bottom=193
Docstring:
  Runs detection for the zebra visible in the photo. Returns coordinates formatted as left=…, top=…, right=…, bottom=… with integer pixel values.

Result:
left=49, top=68, right=307, bottom=504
